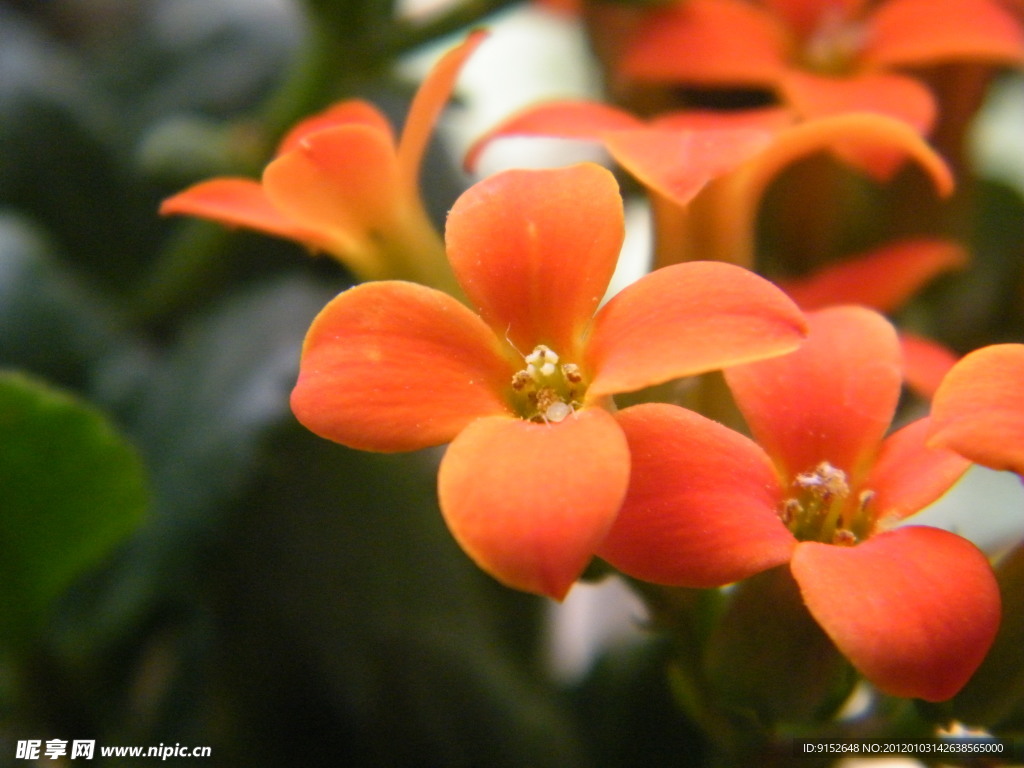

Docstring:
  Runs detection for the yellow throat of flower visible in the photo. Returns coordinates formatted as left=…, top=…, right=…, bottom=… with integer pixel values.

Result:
left=509, top=344, right=587, bottom=424
left=781, top=460, right=876, bottom=545
left=802, top=10, right=868, bottom=75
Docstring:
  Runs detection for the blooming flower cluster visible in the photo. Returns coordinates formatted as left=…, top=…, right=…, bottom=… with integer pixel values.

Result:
left=599, top=306, right=997, bottom=701
left=617, top=0, right=1024, bottom=135
left=161, top=0, right=1024, bottom=717
left=290, top=162, right=806, bottom=600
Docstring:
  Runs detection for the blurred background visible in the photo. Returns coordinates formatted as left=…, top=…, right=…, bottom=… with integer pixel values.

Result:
left=1, top=0, right=1023, bottom=766
left=0, top=1, right=665, bottom=765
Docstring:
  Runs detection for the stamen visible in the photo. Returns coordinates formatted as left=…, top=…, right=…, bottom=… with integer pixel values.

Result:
left=534, top=387, right=559, bottom=412
left=795, top=461, right=849, bottom=501
left=562, top=363, right=583, bottom=384
left=780, top=498, right=802, bottom=526
left=524, top=345, right=558, bottom=367
left=850, top=489, right=877, bottom=539
left=785, top=462, right=864, bottom=545
left=543, top=401, right=574, bottom=424
left=832, top=529, right=858, bottom=546
left=511, top=370, right=532, bottom=391
left=857, top=489, right=875, bottom=512
left=510, top=345, right=585, bottom=423
left=804, top=8, right=868, bottom=74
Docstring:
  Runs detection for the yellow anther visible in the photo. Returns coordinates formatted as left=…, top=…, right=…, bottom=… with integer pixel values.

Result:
left=795, top=461, right=849, bottom=501
left=831, top=529, right=858, bottom=546
left=511, top=370, right=532, bottom=391
left=510, top=345, right=585, bottom=424
left=524, top=345, right=558, bottom=369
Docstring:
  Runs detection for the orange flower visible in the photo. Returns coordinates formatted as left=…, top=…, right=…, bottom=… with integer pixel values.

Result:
left=930, top=343, right=1024, bottom=474
left=599, top=306, right=999, bottom=700
left=465, top=100, right=791, bottom=208
left=468, top=100, right=960, bottom=398
left=778, top=237, right=967, bottom=396
left=618, top=0, right=1024, bottom=134
left=159, top=31, right=486, bottom=292
left=466, top=100, right=953, bottom=268
left=290, top=163, right=807, bottom=599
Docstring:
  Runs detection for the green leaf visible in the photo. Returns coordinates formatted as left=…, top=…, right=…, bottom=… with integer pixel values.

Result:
left=0, top=17, right=156, bottom=293
left=951, top=541, right=1024, bottom=729
left=572, top=637, right=709, bottom=768
left=53, top=275, right=344, bottom=651
left=0, top=213, right=124, bottom=388
left=702, top=567, right=855, bottom=729
left=209, top=423, right=588, bottom=767
left=0, top=371, right=147, bottom=648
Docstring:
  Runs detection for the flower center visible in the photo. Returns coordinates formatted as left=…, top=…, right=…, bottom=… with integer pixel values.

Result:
left=780, top=461, right=875, bottom=545
left=509, top=344, right=586, bottom=424
left=801, top=9, right=868, bottom=75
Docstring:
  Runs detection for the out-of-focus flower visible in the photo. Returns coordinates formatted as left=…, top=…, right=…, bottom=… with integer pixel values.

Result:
left=469, top=99, right=960, bottom=399
left=290, top=163, right=807, bottom=600
left=617, top=0, right=1024, bottom=135
left=599, top=306, right=999, bottom=700
left=778, top=238, right=967, bottom=312
left=465, top=100, right=793, bottom=205
left=930, top=343, right=1024, bottom=474
left=465, top=100, right=954, bottom=268
left=159, top=31, right=487, bottom=293
left=778, top=237, right=967, bottom=396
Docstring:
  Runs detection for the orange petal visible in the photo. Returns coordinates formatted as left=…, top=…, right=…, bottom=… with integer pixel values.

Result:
left=760, top=0, right=867, bottom=39
left=728, top=112, right=955, bottom=217
left=598, top=404, right=795, bottom=587
left=620, top=0, right=789, bottom=85
left=437, top=409, right=630, bottom=600
left=277, top=100, right=394, bottom=155
left=603, top=127, right=776, bottom=208
left=290, top=281, right=512, bottom=453
left=930, top=344, right=1024, bottom=474
left=159, top=178, right=326, bottom=246
left=862, top=0, right=1024, bottom=69
left=780, top=238, right=968, bottom=312
left=262, top=125, right=404, bottom=277
left=463, top=99, right=643, bottom=172
left=900, top=331, right=959, bottom=399
left=651, top=106, right=796, bottom=132
left=397, top=30, right=487, bottom=190
left=705, top=114, right=954, bottom=269
left=724, top=306, right=901, bottom=483
left=792, top=526, right=1001, bottom=701
left=867, top=418, right=971, bottom=523
left=445, top=163, right=624, bottom=358
left=779, top=70, right=937, bottom=136
left=587, top=261, right=807, bottom=397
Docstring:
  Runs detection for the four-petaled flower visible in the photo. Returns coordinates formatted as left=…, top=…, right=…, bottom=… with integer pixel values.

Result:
left=160, top=32, right=487, bottom=293
left=618, top=0, right=1024, bottom=135
left=778, top=237, right=967, bottom=397
left=930, top=343, right=1024, bottom=475
left=290, top=162, right=807, bottom=600
left=598, top=306, right=1000, bottom=700
left=465, top=100, right=954, bottom=268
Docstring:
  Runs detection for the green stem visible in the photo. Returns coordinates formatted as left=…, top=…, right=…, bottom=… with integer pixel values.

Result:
left=131, top=222, right=235, bottom=325
left=137, top=0, right=530, bottom=326
left=390, top=0, right=523, bottom=54
left=137, top=10, right=358, bottom=325
left=259, top=20, right=371, bottom=145
left=625, top=582, right=760, bottom=753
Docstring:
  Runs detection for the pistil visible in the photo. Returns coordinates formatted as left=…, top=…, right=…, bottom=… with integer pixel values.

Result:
left=803, top=9, right=868, bottom=75
left=510, top=344, right=586, bottom=423
left=782, top=461, right=864, bottom=545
